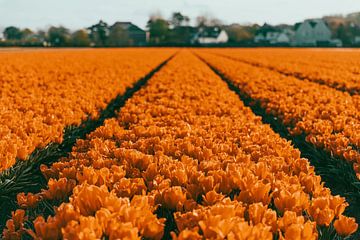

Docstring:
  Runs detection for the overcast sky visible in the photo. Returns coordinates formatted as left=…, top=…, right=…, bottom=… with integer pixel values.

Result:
left=0, top=0, right=360, bottom=30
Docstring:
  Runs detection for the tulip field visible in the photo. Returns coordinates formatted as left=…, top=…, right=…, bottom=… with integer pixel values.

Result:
left=0, top=48, right=359, bottom=239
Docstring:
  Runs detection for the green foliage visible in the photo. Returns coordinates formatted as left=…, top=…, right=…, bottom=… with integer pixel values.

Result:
left=225, top=24, right=257, bottom=43
left=336, top=24, right=359, bottom=45
left=88, top=20, right=109, bottom=46
left=3, top=26, right=23, bottom=40
left=323, top=13, right=360, bottom=45
left=47, top=26, right=70, bottom=47
left=21, top=28, right=33, bottom=40
left=166, top=26, right=195, bottom=44
left=71, top=29, right=91, bottom=47
left=170, top=12, right=190, bottom=27
left=147, top=18, right=169, bottom=43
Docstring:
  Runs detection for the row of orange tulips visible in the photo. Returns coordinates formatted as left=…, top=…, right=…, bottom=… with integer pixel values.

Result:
left=206, top=48, right=360, bottom=95
left=3, top=51, right=357, bottom=239
left=197, top=51, right=360, bottom=179
left=0, top=49, right=175, bottom=171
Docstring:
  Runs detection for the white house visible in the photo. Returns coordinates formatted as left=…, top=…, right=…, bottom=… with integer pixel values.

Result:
left=354, top=36, right=360, bottom=44
left=254, top=24, right=294, bottom=45
left=192, top=27, right=228, bottom=44
left=294, top=19, right=332, bottom=46
left=275, top=32, right=290, bottom=43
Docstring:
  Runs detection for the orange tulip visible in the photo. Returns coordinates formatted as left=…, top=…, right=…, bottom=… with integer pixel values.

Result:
left=197, top=49, right=360, bottom=178
left=329, top=195, right=348, bottom=217
left=308, top=197, right=335, bottom=226
left=42, top=177, right=76, bottom=201
left=172, top=228, right=202, bottom=240
left=71, top=184, right=109, bottom=216
left=0, top=49, right=176, bottom=172
left=162, top=186, right=187, bottom=210
left=334, top=215, right=358, bottom=237
left=2, top=210, right=27, bottom=240
left=248, top=203, right=277, bottom=232
left=61, top=216, right=103, bottom=240
left=274, top=190, right=309, bottom=214
left=17, top=192, right=41, bottom=209
left=281, top=221, right=317, bottom=240
left=229, top=222, right=272, bottom=240
left=7, top=50, right=358, bottom=240
left=202, top=190, right=225, bottom=206
left=106, top=221, right=140, bottom=240
left=198, top=215, right=235, bottom=239
left=33, top=216, right=62, bottom=240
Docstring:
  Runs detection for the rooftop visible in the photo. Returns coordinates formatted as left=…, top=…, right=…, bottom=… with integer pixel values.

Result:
left=197, top=27, right=223, bottom=38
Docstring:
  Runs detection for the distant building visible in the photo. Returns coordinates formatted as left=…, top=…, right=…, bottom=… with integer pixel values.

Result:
left=354, top=36, right=360, bottom=44
left=110, top=22, right=146, bottom=45
left=254, top=24, right=294, bottom=45
left=294, top=19, right=332, bottom=46
left=330, top=39, right=343, bottom=47
left=192, top=27, right=228, bottom=44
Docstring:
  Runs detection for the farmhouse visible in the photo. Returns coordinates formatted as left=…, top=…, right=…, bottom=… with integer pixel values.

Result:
left=355, top=36, right=360, bottom=44
left=192, top=27, right=229, bottom=44
left=254, top=24, right=294, bottom=45
left=294, top=19, right=332, bottom=46
left=110, top=22, right=147, bottom=45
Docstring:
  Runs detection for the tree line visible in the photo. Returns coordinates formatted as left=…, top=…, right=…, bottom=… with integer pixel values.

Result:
left=1, top=23, right=130, bottom=47
left=2, top=11, right=360, bottom=47
left=0, top=12, right=259, bottom=47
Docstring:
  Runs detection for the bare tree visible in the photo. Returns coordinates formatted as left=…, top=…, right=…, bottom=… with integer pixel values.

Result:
left=196, top=13, right=223, bottom=27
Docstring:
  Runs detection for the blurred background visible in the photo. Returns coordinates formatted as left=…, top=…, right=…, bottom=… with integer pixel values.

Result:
left=1, top=0, right=360, bottom=47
